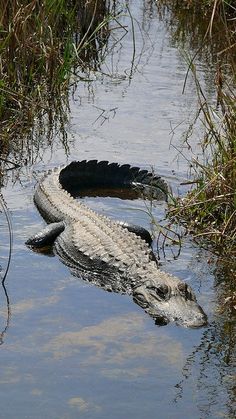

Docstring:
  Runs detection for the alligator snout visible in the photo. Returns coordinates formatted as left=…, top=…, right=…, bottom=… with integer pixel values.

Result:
left=179, top=303, right=207, bottom=328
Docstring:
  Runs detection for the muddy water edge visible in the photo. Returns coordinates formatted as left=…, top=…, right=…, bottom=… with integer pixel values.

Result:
left=0, top=2, right=235, bottom=419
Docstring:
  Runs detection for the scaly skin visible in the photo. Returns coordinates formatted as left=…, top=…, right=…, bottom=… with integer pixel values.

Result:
left=27, top=161, right=207, bottom=327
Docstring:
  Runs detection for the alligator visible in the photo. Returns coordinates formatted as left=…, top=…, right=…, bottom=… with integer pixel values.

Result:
left=26, top=160, right=207, bottom=328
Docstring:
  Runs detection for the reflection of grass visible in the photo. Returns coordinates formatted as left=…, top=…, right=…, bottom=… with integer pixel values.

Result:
left=0, top=0, right=121, bottom=163
left=174, top=321, right=235, bottom=417
left=157, top=0, right=236, bottom=63
left=173, top=260, right=235, bottom=417
left=0, top=193, right=12, bottom=283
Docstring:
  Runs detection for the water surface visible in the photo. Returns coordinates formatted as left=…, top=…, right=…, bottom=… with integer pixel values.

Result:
left=0, top=2, right=235, bottom=418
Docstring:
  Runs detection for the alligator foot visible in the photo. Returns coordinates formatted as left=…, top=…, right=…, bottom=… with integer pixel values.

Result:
left=26, top=221, right=65, bottom=248
left=118, top=221, right=153, bottom=245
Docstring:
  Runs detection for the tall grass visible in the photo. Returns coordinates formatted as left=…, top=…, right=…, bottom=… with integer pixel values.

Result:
left=0, top=0, right=116, bottom=161
left=168, top=69, right=236, bottom=257
left=157, top=0, right=236, bottom=259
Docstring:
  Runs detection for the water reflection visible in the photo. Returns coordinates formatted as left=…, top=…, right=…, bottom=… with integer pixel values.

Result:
left=0, top=1, right=235, bottom=418
left=156, top=0, right=236, bottom=65
left=174, top=320, right=235, bottom=418
left=173, top=262, right=236, bottom=418
left=44, top=312, right=183, bottom=366
left=68, top=396, right=101, bottom=414
left=0, top=195, right=12, bottom=345
left=0, top=279, right=10, bottom=346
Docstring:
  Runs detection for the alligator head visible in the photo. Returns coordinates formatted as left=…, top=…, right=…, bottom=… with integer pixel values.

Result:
left=133, top=276, right=207, bottom=328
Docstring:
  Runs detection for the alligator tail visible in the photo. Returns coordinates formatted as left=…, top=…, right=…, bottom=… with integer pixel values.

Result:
left=59, top=160, right=168, bottom=201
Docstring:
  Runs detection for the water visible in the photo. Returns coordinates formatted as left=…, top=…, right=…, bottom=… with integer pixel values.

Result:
left=0, top=2, right=235, bottom=419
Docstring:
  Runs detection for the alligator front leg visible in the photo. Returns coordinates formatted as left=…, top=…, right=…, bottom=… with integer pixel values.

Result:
left=26, top=221, right=65, bottom=248
left=118, top=221, right=153, bottom=245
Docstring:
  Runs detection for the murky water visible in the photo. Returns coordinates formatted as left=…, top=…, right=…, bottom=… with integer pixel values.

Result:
left=0, top=2, right=235, bottom=419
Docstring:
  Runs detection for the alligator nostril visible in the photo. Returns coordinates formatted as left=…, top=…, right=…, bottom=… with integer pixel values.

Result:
left=178, top=282, right=187, bottom=293
left=155, top=316, right=169, bottom=326
left=177, top=282, right=194, bottom=301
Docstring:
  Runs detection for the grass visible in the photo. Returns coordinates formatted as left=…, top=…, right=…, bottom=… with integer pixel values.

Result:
left=156, top=0, right=236, bottom=260
left=0, top=0, right=119, bottom=163
left=168, top=76, right=236, bottom=257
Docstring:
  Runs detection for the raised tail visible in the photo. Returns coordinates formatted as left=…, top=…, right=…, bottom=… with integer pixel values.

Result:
left=59, top=160, right=168, bottom=201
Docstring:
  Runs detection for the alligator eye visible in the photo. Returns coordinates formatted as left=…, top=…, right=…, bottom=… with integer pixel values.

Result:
left=148, top=284, right=168, bottom=299
left=156, top=285, right=168, bottom=299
